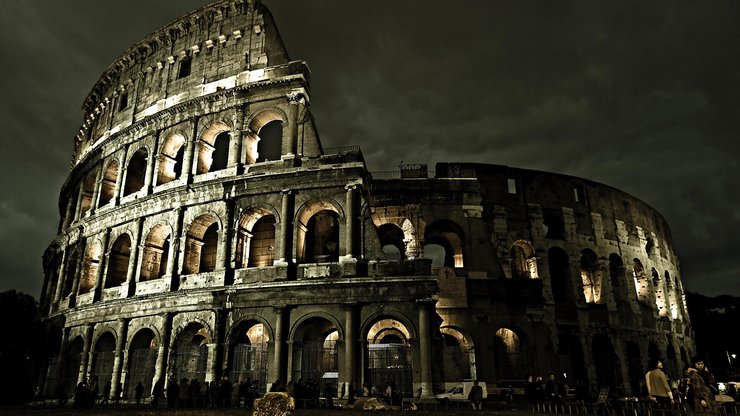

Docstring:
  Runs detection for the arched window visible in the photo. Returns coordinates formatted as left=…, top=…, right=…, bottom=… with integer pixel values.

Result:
left=196, top=123, right=231, bottom=174
left=139, top=224, right=171, bottom=281
left=633, top=259, right=648, bottom=301
left=184, top=215, right=219, bottom=274
left=98, top=160, right=119, bottom=207
left=172, top=323, right=210, bottom=382
left=126, top=329, right=158, bottom=399
left=365, top=318, right=413, bottom=397
left=494, top=328, right=528, bottom=379
left=580, top=249, right=601, bottom=303
left=609, top=254, right=626, bottom=303
left=157, top=134, right=186, bottom=185
left=62, top=248, right=79, bottom=298
left=305, top=210, right=340, bottom=262
left=235, top=212, right=276, bottom=268
left=123, top=148, right=148, bottom=196
left=377, top=223, right=405, bottom=261
left=105, top=234, right=131, bottom=288
left=548, top=247, right=572, bottom=303
left=79, top=241, right=101, bottom=294
left=291, top=317, right=340, bottom=396
left=423, top=220, right=465, bottom=268
left=256, top=120, right=282, bottom=162
left=79, top=171, right=97, bottom=216
left=509, top=240, right=538, bottom=279
left=228, top=321, right=270, bottom=393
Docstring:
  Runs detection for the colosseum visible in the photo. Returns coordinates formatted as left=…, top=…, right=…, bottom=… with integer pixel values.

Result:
left=39, top=0, right=694, bottom=402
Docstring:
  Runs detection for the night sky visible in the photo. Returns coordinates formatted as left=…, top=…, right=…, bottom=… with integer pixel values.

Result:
left=0, top=1, right=738, bottom=298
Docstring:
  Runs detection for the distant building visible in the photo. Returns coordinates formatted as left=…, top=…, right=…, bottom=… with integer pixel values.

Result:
left=39, top=0, right=694, bottom=400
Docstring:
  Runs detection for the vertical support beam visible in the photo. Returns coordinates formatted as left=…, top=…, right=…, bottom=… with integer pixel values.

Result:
left=284, top=91, right=304, bottom=157
left=154, top=312, right=173, bottom=388
left=342, top=185, right=357, bottom=261
left=343, top=304, right=356, bottom=396
left=183, top=117, right=199, bottom=183
left=69, top=238, right=87, bottom=307
left=79, top=324, right=94, bottom=384
left=89, top=164, right=104, bottom=216
left=168, top=207, right=185, bottom=291
left=268, top=307, right=287, bottom=389
left=53, top=250, right=68, bottom=306
left=93, top=229, right=110, bottom=302
left=144, top=132, right=160, bottom=193
left=417, top=302, right=433, bottom=398
left=275, top=190, right=293, bottom=265
left=114, top=150, right=127, bottom=204
left=110, top=318, right=128, bottom=399
left=50, top=327, right=70, bottom=395
left=126, top=218, right=144, bottom=297
left=228, top=107, right=244, bottom=169
left=73, top=185, right=85, bottom=222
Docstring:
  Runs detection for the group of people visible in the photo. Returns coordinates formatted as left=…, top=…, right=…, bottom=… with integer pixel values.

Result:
left=163, top=376, right=261, bottom=409
left=646, top=357, right=724, bottom=415
left=523, top=373, right=590, bottom=403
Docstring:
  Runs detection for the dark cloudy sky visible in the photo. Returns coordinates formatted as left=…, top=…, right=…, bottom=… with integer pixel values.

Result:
left=0, top=1, right=738, bottom=298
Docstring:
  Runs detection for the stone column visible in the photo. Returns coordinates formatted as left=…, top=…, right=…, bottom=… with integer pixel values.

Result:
left=182, top=118, right=199, bottom=183
left=217, top=228, right=229, bottom=272
left=268, top=307, right=287, bottom=388
left=89, top=164, right=104, bottom=216
left=343, top=305, right=356, bottom=396
left=167, top=208, right=185, bottom=290
left=110, top=318, right=128, bottom=399
left=417, top=302, right=433, bottom=397
left=275, top=190, right=293, bottom=265
left=228, top=108, right=244, bottom=168
left=154, top=312, right=173, bottom=388
left=125, top=218, right=144, bottom=297
left=73, top=185, right=85, bottom=222
left=79, top=324, right=94, bottom=384
left=93, top=229, right=110, bottom=302
left=114, top=151, right=127, bottom=204
left=144, top=134, right=159, bottom=194
left=69, top=239, right=87, bottom=307
left=283, top=91, right=304, bottom=157
left=52, top=250, right=68, bottom=306
left=342, top=185, right=357, bottom=261
left=206, top=308, right=225, bottom=383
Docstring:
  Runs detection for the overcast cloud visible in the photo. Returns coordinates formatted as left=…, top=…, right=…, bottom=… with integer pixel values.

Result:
left=0, top=1, right=738, bottom=297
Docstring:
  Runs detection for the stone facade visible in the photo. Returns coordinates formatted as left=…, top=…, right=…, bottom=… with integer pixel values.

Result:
left=39, top=0, right=694, bottom=401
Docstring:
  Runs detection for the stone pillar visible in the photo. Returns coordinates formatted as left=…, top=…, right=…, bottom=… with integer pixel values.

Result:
left=125, top=218, right=144, bottom=297
left=276, top=190, right=293, bottom=265
left=114, top=151, right=126, bottom=204
left=283, top=91, right=304, bottom=157
left=79, top=324, right=94, bottom=384
left=110, top=318, right=128, bottom=399
left=93, top=229, right=110, bottom=302
left=144, top=135, right=159, bottom=194
left=343, top=305, right=356, bottom=396
left=154, top=312, right=173, bottom=388
left=342, top=185, right=357, bottom=261
left=206, top=308, right=225, bottom=383
left=182, top=118, right=199, bottom=183
left=217, top=228, right=229, bottom=272
left=69, top=239, right=87, bottom=307
left=52, top=250, right=68, bottom=306
left=89, top=164, right=104, bottom=216
left=228, top=108, right=244, bottom=168
left=417, top=302, right=433, bottom=397
left=268, top=307, right=287, bottom=388
left=73, top=185, right=85, bottom=222
left=168, top=208, right=185, bottom=290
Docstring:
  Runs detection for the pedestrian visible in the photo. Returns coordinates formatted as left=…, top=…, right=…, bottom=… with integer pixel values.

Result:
left=688, top=358, right=718, bottom=415
left=151, top=379, right=163, bottom=408
left=646, top=358, right=674, bottom=414
left=134, top=381, right=144, bottom=405
left=468, top=379, right=484, bottom=410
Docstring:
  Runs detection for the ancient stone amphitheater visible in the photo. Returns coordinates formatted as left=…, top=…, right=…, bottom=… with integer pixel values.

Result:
left=39, top=0, right=694, bottom=401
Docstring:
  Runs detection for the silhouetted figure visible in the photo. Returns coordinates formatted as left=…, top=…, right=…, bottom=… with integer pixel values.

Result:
left=468, top=380, right=484, bottom=410
left=166, top=377, right=179, bottom=408
left=134, top=381, right=144, bottom=405
left=100, top=380, right=110, bottom=405
left=151, top=379, right=163, bottom=408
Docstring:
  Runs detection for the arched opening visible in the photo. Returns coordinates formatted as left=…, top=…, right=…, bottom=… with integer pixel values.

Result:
left=79, top=241, right=101, bottom=294
left=424, top=220, right=465, bottom=268
left=157, top=134, right=186, bottom=185
left=609, top=254, right=626, bottom=304
left=592, top=334, right=618, bottom=391
left=235, top=211, right=276, bottom=269
left=423, top=244, right=446, bottom=268
left=196, top=124, right=231, bottom=174
left=665, top=271, right=678, bottom=319
left=125, top=329, right=158, bottom=399
left=300, top=210, right=340, bottom=263
left=98, top=160, right=119, bottom=207
left=183, top=215, right=219, bottom=274
left=626, top=341, right=643, bottom=396
left=105, top=234, right=131, bottom=288
left=666, top=342, right=677, bottom=379
left=63, top=337, right=84, bottom=397
left=366, top=318, right=413, bottom=397
left=509, top=240, right=538, bottom=279
left=440, top=327, right=476, bottom=383
left=139, top=225, right=171, bottom=281
left=633, top=259, right=648, bottom=301
left=377, top=223, right=405, bottom=261
left=256, top=120, right=283, bottom=162
left=123, top=148, right=148, bottom=196
left=172, top=323, right=210, bottom=383
left=291, top=317, right=339, bottom=397
left=90, top=332, right=116, bottom=394
left=494, top=328, right=530, bottom=380
left=62, top=248, right=79, bottom=298
left=228, top=321, right=269, bottom=394
left=557, top=332, right=587, bottom=385
left=580, top=249, right=601, bottom=304
left=79, top=171, right=96, bottom=216
left=548, top=247, right=572, bottom=303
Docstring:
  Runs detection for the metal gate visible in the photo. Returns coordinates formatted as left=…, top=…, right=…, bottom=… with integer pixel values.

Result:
left=366, top=344, right=412, bottom=397
left=63, top=353, right=82, bottom=396
left=173, top=345, right=208, bottom=383
left=229, top=344, right=268, bottom=393
left=90, top=350, right=115, bottom=392
left=292, top=341, right=338, bottom=395
left=126, top=347, right=158, bottom=399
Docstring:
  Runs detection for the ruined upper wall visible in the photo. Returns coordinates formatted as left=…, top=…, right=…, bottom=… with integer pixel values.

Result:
left=73, top=0, right=293, bottom=165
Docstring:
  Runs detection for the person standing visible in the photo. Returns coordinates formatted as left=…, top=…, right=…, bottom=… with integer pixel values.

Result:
left=688, top=358, right=718, bottom=415
left=646, top=359, right=674, bottom=406
left=468, top=380, right=484, bottom=410
left=134, top=381, right=144, bottom=405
